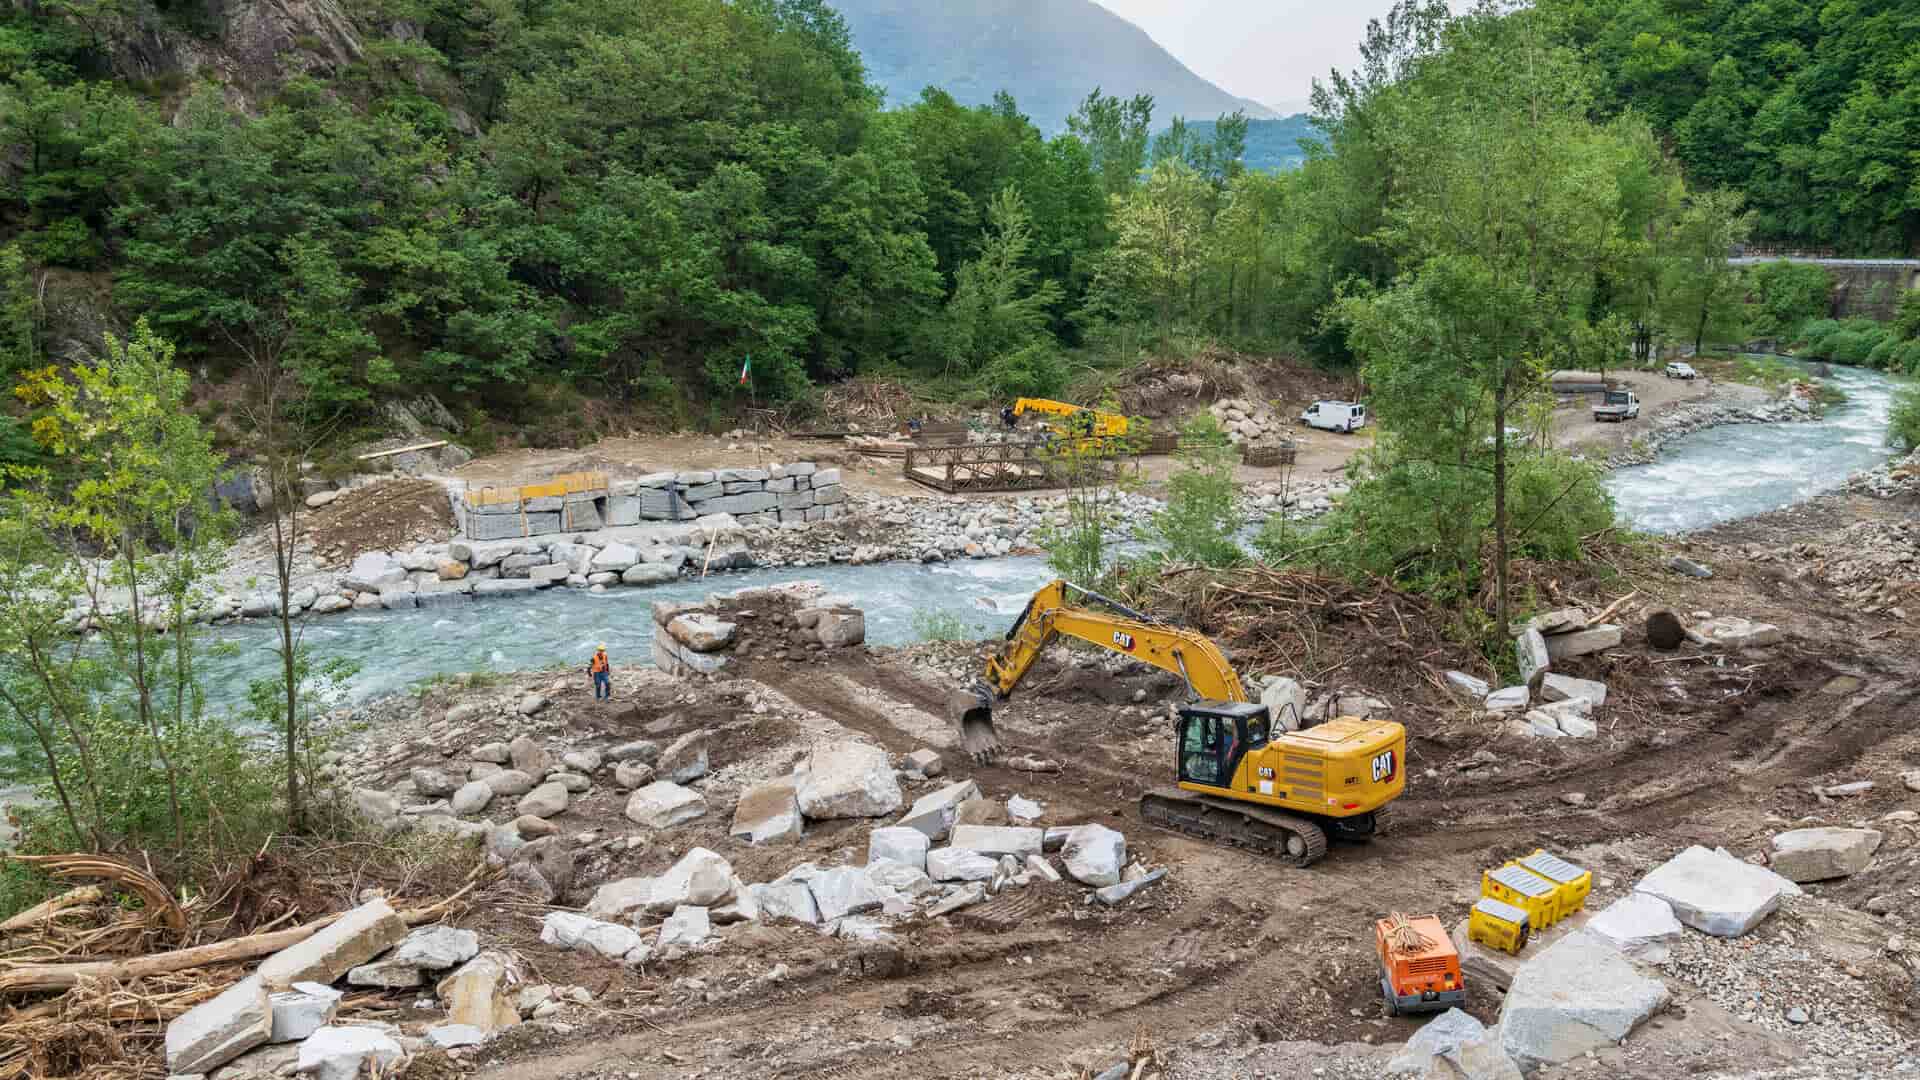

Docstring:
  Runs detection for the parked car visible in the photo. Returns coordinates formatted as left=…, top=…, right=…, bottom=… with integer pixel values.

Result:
left=1300, top=400, right=1368, bottom=433
left=1593, top=389, right=1640, bottom=422
left=1664, top=362, right=1699, bottom=380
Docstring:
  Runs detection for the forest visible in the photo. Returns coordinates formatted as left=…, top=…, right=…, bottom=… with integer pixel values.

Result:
left=0, top=0, right=1910, bottom=441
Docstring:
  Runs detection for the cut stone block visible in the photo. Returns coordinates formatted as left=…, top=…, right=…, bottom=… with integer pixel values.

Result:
left=267, top=981, right=341, bottom=1044
left=1062, top=824, right=1126, bottom=887
left=1497, top=930, right=1669, bottom=1071
left=730, top=775, right=803, bottom=845
left=1543, top=624, right=1623, bottom=661
left=927, top=848, right=999, bottom=882
left=1586, top=892, right=1684, bottom=962
left=657, top=905, right=711, bottom=951
left=1540, top=673, right=1609, bottom=707
left=1634, top=844, right=1802, bottom=937
left=257, top=899, right=407, bottom=991
left=296, top=1025, right=404, bottom=1080
left=166, top=974, right=271, bottom=1074
left=897, top=779, right=983, bottom=841
left=625, top=781, right=708, bottom=829
left=867, top=826, right=931, bottom=871
left=749, top=881, right=821, bottom=926
left=1516, top=628, right=1551, bottom=691
left=1484, top=686, right=1529, bottom=713
left=437, top=952, right=520, bottom=1033
left=950, top=824, right=1045, bottom=859
left=1443, top=671, right=1490, bottom=702
left=796, top=741, right=902, bottom=820
left=808, top=866, right=886, bottom=922
left=1387, top=1008, right=1522, bottom=1080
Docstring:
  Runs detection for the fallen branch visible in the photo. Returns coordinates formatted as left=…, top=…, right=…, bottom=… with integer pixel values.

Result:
left=355, top=440, right=447, bottom=460
left=0, top=882, right=476, bottom=995
left=0, top=887, right=103, bottom=934
left=1590, top=590, right=1638, bottom=627
left=5, top=855, right=184, bottom=935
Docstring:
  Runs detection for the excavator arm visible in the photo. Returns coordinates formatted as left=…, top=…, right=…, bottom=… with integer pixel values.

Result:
left=951, top=579, right=1246, bottom=760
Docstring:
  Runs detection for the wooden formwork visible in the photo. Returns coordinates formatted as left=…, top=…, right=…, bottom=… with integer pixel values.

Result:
left=903, top=439, right=1121, bottom=493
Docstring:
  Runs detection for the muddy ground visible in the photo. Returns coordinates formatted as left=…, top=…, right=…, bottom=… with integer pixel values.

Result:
left=310, top=484, right=1920, bottom=1080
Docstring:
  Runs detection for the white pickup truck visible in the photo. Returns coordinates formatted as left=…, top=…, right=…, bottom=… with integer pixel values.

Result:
left=1592, top=389, right=1640, bottom=422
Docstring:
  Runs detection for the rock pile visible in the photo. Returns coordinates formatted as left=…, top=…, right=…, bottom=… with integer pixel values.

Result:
left=1207, top=397, right=1289, bottom=446
left=164, top=900, right=531, bottom=1077
left=650, top=585, right=868, bottom=678
left=1476, top=609, right=1618, bottom=739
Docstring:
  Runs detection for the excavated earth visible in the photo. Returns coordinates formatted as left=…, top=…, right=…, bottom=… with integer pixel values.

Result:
left=303, top=484, right=1920, bottom=1080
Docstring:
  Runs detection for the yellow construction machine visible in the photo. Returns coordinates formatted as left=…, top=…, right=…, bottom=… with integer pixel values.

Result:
left=1011, top=398, right=1131, bottom=439
left=949, top=580, right=1406, bottom=867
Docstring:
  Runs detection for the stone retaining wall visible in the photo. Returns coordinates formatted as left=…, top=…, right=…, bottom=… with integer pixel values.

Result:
left=461, top=465, right=846, bottom=541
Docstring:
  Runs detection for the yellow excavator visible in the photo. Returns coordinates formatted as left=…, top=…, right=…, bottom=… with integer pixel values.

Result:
left=1011, top=398, right=1131, bottom=439
left=949, top=580, right=1406, bottom=867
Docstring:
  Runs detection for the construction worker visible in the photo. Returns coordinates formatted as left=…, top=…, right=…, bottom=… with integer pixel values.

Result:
left=589, top=644, right=611, bottom=700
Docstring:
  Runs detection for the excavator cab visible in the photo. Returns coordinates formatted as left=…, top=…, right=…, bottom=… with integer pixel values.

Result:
left=1175, top=701, right=1270, bottom=788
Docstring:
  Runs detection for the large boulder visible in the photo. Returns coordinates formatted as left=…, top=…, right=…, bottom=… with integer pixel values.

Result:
left=749, top=881, right=822, bottom=926
left=807, top=866, right=886, bottom=922
left=1497, top=931, right=1668, bottom=1071
left=410, top=767, right=459, bottom=798
left=657, top=905, right=712, bottom=952
left=590, top=543, right=642, bottom=573
left=509, top=735, right=551, bottom=775
left=516, top=781, right=570, bottom=819
left=658, top=731, right=710, bottom=783
left=540, top=911, right=646, bottom=963
left=624, top=782, right=708, bottom=829
left=391, top=926, right=479, bottom=972
left=436, top=952, right=521, bottom=1034
left=730, top=775, right=803, bottom=845
left=1387, top=1008, right=1522, bottom=1079
left=796, top=741, right=902, bottom=820
left=1634, top=845, right=1801, bottom=937
left=815, top=610, right=866, bottom=648
left=668, top=613, right=736, bottom=653
left=1062, top=824, right=1126, bottom=887
left=648, top=848, right=736, bottom=913
left=1768, top=827, right=1883, bottom=883
left=1260, top=677, right=1308, bottom=730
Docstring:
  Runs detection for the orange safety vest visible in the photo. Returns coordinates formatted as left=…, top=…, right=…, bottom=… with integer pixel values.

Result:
left=589, top=652, right=608, bottom=674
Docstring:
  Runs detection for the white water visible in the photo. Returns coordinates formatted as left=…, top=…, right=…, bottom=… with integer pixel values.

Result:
left=1604, top=361, right=1902, bottom=534
left=187, top=359, right=1902, bottom=708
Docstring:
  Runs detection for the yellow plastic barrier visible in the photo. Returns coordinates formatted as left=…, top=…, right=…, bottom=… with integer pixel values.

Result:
left=1482, top=864, right=1567, bottom=930
left=1515, top=850, right=1592, bottom=916
left=1468, top=897, right=1532, bottom=955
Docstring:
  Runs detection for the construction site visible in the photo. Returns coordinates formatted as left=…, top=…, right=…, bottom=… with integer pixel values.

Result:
left=5, top=366, right=1919, bottom=1080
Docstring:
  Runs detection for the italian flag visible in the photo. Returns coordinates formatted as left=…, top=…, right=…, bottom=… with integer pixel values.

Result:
left=738, top=355, right=751, bottom=386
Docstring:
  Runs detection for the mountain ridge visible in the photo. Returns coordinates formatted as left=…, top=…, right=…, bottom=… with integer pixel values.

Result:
left=828, top=0, right=1277, bottom=133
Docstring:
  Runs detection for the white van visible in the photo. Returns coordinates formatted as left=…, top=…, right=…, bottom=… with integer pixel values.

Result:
left=1300, top=401, right=1368, bottom=433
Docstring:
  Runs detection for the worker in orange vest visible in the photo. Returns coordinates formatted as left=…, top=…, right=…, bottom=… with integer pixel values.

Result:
left=589, top=644, right=611, bottom=700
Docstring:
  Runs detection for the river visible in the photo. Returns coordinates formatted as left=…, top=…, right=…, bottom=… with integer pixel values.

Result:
left=1604, top=361, right=1902, bottom=533
left=189, top=360, right=1902, bottom=708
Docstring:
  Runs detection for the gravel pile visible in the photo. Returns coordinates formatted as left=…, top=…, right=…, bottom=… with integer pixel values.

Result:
left=1660, top=904, right=1914, bottom=1067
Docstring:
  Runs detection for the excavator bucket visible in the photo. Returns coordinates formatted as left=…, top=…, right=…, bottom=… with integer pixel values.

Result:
left=948, top=686, right=1000, bottom=763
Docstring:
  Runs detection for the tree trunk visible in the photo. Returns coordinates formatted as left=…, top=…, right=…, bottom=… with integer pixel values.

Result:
left=1492, top=383, right=1511, bottom=635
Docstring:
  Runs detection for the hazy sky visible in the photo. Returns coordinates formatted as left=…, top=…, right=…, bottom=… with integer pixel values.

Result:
left=1093, top=0, right=1406, bottom=113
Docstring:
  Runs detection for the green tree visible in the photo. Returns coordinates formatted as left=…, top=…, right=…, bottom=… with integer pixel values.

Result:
left=7, top=320, right=242, bottom=857
left=939, top=187, right=1061, bottom=378
left=1660, top=189, right=1753, bottom=355
left=1067, top=88, right=1154, bottom=198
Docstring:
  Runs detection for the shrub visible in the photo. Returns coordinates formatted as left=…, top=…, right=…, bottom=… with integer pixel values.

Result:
left=911, top=610, right=971, bottom=642
left=1894, top=340, right=1920, bottom=376
left=1867, top=335, right=1899, bottom=369
left=1897, top=291, right=1920, bottom=342
left=1139, top=415, right=1243, bottom=567
left=982, top=342, right=1069, bottom=399
left=1890, top=385, right=1920, bottom=451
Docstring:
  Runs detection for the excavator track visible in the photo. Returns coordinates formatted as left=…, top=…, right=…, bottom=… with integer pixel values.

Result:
left=1139, top=787, right=1330, bottom=868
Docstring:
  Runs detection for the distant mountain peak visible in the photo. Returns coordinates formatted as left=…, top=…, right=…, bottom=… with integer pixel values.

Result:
left=829, top=0, right=1277, bottom=133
